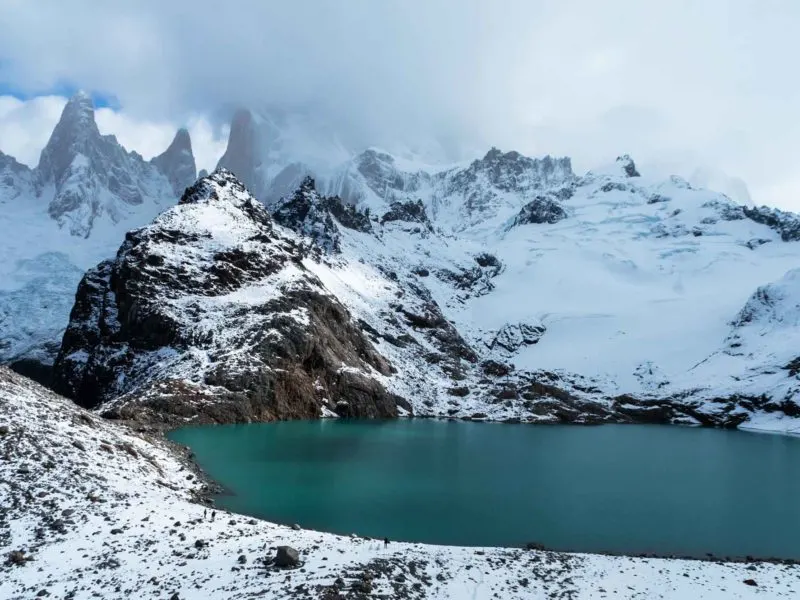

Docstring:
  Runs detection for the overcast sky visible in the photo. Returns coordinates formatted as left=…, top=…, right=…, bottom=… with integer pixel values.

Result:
left=0, top=0, right=798, bottom=209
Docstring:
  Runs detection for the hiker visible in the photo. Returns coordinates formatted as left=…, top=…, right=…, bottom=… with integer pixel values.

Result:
left=211, top=510, right=216, bottom=521
left=384, top=537, right=389, bottom=548
left=203, top=508, right=207, bottom=520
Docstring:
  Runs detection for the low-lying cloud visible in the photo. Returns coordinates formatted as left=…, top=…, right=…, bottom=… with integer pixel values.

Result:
left=0, top=0, right=799, bottom=208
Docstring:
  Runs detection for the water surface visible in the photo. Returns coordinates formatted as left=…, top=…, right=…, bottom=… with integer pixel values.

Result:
left=168, top=420, right=800, bottom=558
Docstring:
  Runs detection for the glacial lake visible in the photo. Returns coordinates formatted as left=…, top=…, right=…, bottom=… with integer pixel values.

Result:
left=168, top=420, right=800, bottom=559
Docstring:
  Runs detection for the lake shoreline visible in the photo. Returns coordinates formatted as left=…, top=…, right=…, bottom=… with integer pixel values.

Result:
left=163, top=418, right=800, bottom=565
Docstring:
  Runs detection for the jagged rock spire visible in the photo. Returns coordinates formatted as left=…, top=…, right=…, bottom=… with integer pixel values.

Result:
left=216, top=108, right=264, bottom=199
left=37, top=91, right=100, bottom=185
left=151, top=127, right=197, bottom=196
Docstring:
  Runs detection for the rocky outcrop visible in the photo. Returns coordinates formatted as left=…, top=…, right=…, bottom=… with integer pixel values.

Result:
left=151, top=128, right=196, bottom=196
left=51, top=170, right=409, bottom=424
left=0, top=151, right=33, bottom=201
left=486, top=322, right=546, bottom=354
left=272, top=176, right=371, bottom=253
left=380, top=199, right=432, bottom=229
left=742, top=206, right=800, bottom=242
left=511, top=195, right=568, bottom=226
left=444, top=148, right=574, bottom=226
left=616, top=154, right=640, bottom=178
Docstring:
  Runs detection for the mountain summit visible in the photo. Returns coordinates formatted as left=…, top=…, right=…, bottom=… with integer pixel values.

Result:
left=151, top=127, right=197, bottom=196
left=35, top=92, right=176, bottom=237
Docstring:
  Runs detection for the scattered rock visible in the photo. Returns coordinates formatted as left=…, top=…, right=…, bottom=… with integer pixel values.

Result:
left=6, top=550, right=30, bottom=566
left=291, top=523, right=301, bottom=531
left=237, top=554, right=247, bottom=564
left=274, top=546, right=300, bottom=568
left=71, top=440, right=86, bottom=451
left=743, top=579, right=758, bottom=587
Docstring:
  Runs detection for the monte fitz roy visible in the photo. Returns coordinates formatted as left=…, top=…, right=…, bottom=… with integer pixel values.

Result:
left=1, top=91, right=800, bottom=430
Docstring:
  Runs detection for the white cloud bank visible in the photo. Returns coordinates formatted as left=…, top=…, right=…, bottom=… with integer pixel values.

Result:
left=0, top=0, right=798, bottom=209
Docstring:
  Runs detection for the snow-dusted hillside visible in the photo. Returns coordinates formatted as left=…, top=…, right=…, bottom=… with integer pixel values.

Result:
left=280, top=152, right=800, bottom=429
left=3, top=366, right=797, bottom=600
left=0, top=93, right=195, bottom=371
left=52, top=170, right=408, bottom=423
left=44, top=156, right=800, bottom=431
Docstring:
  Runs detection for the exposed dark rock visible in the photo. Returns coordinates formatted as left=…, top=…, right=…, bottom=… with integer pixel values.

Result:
left=274, top=546, right=300, bottom=568
left=481, top=360, right=513, bottom=377
left=785, top=357, right=800, bottom=377
left=272, top=176, right=371, bottom=253
left=707, top=199, right=800, bottom=241
left=617, top=154, right=640, bottom=177
left=8, top=359, right=53, bottom=388
left=742, top=205, right=800, bottom=241
left=487, top=323, right=546, bottom=353
left=381, top=199, right=432, bottom=230
left=511, top=195, right=568, bottom=226
left=744, top=238, right=772, bottom=250
left=52, top=170, right=408, bottom=425
left=447, top=386, right=470, bottom=397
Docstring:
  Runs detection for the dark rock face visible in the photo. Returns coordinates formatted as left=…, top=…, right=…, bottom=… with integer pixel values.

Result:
left=151, top=128, right=197, bottom=196
left=617, top=154, right=640, bottom=177
left=436, top=254, right=504, bottom=298
left=445, top=148, right=573, bottom=225
left=742, top=205, right=800, bottom=241
left=451, top=148, right=573, bottom=195
left=215, top=109, right=264, bottom=199
left=487, top=323, right=546, bottom=353
left=51, top=170, right=408, bottom=424
left=273, top=546, right=300, bottom=568
left=707, top=198, right=800, bottom=241
left=511, top=195, right=568, bottom=226
left=381, top=199, right=432, bottom=229
left=272, top=176, right=371, bottom=253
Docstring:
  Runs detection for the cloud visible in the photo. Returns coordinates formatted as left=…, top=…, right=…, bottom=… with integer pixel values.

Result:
left=95, top=109, right=228, bottom=172
left=0, top=95, right=66, bottom=167
left=0, top=0, right=799, bottom=208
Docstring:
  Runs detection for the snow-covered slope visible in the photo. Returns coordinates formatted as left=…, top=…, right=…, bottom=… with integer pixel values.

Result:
left=3, top=366, right=797, bottom=600
left=0, top=92, right=192, bottom=372
left=45, top=156, right=800, bottom=430
left=295, top=153, right=800, bottom=429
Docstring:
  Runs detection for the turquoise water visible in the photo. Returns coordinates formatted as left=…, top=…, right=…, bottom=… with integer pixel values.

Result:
left=168, top=420, right=800, bottom=558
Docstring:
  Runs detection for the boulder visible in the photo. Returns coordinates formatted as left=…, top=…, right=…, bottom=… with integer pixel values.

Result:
left=274, top=546, right=300, bottom=568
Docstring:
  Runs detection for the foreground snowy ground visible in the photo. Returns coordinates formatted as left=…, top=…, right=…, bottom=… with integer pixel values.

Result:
left=2, top=368, right=797, bottom=600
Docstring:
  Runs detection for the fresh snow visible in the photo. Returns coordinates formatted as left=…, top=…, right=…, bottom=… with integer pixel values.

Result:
left=2, top=367, right=798, bottom=600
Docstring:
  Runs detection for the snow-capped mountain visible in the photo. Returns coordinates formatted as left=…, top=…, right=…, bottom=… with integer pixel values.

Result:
left=216, top=106, right=350, bottom=205
left=3, top=94, right=800, bottom=432
left=52, top=170, right=408, bottom=423
left=0, top=92, right=194, bottom=374
left=48, top=153, right=800, bottom=431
